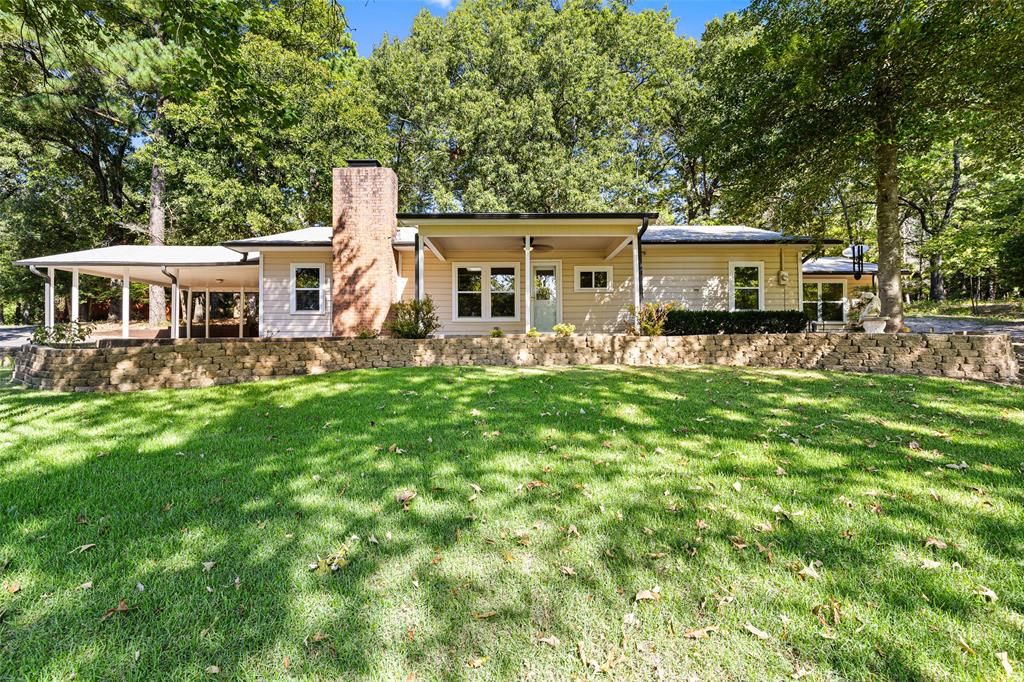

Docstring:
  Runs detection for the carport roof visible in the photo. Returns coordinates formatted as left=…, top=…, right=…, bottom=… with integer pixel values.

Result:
left=16, top=245, right=258, bottom=267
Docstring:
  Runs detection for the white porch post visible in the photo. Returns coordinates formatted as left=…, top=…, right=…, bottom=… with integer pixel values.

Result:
left=186, top=288, right=193, bottom=339
left=44, top=267, right=54, bottom=328
left=121, top=267, right=130, bottom=339
left=238, top=286, right=244, bottom=338
left=414, top=233, right=424, bottom=301
left=170, top=272, right=180, bottom=339
left=523, top=236, right=532, bottom=334
left=258, top=259, right=265, bottom=338
left=204, top=289, right=210, bottom=338
left=70, top=268, right=80, bottom=323
left=632, top=235, right=641, bottom=330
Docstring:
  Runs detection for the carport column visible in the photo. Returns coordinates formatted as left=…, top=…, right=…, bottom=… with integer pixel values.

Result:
left=632, top=235, right=641, bottom=331
left=524, top=236, right=532, bottom=334
left=414, top=232, right=424, bottom=301
left=44, top=267, right=54, bottom=328
left=204, top=289, right=210, bottom=338
left=70, top=268, right=79, bottom=323
left=186, top=288, right=193, bottom=339
left=170, top=271, right=179, bottom=339
left=238, top=286, right=244, bottom=338
left=121, top=267, right=130, bottom=339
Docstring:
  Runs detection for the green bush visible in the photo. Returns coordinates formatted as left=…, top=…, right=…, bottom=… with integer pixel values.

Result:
left=552, top=323, right=576, bottom=337
left=664, top=310, right=809, bottom=335
left=31, top=321, right=94, bottom=347
left=526, top=327, right=541, bottom=338
left=490, top=327, right=504, bottom=338
left=383, top=296, right=441, bottom=339
left=629, top=301, right=678, bottom=336
left=355, top=327, right=379, bottom=339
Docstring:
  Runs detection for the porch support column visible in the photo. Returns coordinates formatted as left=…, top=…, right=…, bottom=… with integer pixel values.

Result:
left=45, top=267, right=55, bottom=328
left=414, top=232, right=424, bottom=301
left=186, top=288, right=193, bottom=339
left=632, top=235, right=641, bottom=331
left=70, top=268, right=80, bottom=323
left=170, top=273, right=179, bottom=339
left=121, top=267, right=130, bottom=339
left=523, top=236, right=532, bottom=334
left=204, top=289, right=210, bottom=338
left=238, top=286, right=245, bottom=338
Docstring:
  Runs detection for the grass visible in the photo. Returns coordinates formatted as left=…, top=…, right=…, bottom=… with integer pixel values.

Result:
left=905, top=299, right=1024, bottom=323
left=0, top=365, right=1022, bottom=681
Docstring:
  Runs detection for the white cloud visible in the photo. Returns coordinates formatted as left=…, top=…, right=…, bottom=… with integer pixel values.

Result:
left=424, top=0, right=456, bottom=7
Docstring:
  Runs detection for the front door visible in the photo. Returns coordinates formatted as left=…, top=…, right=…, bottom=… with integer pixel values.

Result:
left=531, top=263, right=560, bottom=331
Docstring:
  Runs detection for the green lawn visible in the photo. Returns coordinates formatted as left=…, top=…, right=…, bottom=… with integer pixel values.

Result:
left=905, top=299, right=1024, bottom=323
left=1, top=365, right=1022, bottom=681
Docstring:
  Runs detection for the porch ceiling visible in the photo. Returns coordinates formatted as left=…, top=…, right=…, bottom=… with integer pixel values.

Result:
left=427, top=234, right=624, bottom=254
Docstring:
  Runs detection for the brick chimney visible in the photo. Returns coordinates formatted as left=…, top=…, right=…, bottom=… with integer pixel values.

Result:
left=331, top=160, right=398, bottom=335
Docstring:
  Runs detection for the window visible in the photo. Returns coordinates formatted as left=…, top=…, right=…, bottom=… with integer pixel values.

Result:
left=729, top=262, right=763, bottom=311
left=574, top=266, right=613, bottom=292
left=292, top=264, right=324, bottom=313
left=803, top=281, right=846, bottom=322
left=453, top=263, right=519, bottom=320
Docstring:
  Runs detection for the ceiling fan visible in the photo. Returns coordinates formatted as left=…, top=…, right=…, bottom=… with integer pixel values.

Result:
left=522, top=237, right=554, bottom=252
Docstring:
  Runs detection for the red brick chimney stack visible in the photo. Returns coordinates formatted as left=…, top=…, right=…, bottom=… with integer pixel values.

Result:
left=331, top=160, right=398, bottom=335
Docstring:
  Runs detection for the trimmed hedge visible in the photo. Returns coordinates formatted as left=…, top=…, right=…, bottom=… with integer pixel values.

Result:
left=664, top=310, right=810, bottom=335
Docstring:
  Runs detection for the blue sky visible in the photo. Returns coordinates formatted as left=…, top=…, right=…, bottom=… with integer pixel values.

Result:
left=339, top=0, right=749, bottom=56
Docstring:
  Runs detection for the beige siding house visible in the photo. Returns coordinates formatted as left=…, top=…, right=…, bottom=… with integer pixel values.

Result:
left=17, top=160, right=842, bottom=339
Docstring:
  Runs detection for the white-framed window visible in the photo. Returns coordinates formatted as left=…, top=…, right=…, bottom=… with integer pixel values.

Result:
left=574, top=266, right=613, bottom=292
left=803, top=280, right=846, bottom=322
left=452, top=262, right=519, bottom=321
left=729, top=261, right=764, bottom=311
left=291, top=263, right=325, bottom=314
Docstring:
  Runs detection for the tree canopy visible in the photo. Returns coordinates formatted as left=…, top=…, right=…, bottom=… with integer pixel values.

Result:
left=1, top=0, right=1022, bottom=323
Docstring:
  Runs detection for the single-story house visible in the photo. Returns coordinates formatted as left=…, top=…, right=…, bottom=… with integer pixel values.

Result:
left=800, top=256, right=879, bottom=325
left=17, top=160, right=848, bottom=339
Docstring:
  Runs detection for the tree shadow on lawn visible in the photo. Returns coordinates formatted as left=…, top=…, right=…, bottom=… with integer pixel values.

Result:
left=0, top=366, right=1021, bottom=679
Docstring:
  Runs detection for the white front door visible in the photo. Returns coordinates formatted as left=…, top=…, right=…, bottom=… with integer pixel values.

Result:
left=531, top=262, right=560, bottom=331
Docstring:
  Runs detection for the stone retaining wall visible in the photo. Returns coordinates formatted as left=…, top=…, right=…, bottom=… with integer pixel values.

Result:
left=11, top=333, right=1019, bottom=392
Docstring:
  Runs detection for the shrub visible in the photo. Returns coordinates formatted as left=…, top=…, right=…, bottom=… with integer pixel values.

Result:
left=355, top=327, right=379, bottom=339
left=31, top=321, right=94, bottom=347
left=552, top=323, right=576, bottom=337
left=629, top=301, right=678, bottom=336
left=490, top=327, right=504, bottom=338
left=664, top=310, right=809, bottom=335
left=383, top=296, right=441, bottom=339
left=526, top=327, right=541, bottom=338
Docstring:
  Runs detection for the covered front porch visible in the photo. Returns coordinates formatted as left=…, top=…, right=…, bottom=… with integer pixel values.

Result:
left=16, top=245, right=260, bottom=340
left=396, top=213, right=656, bottom=335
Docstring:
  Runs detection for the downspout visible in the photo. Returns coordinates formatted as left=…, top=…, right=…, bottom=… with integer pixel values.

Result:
left=161, top=266, right=179, bottom=339
left=159, top=265, right=177, bottom=288
left=638, top=217, right=649, bottom=305
left=28, top=265, right=47, bottom=281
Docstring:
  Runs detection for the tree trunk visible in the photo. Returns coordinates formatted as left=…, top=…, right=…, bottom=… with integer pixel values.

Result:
left=929, top=252, right=946, bottom=301
left=875, top=137, right=904, bottom=331
left=148, top=160, right=166, bottom=326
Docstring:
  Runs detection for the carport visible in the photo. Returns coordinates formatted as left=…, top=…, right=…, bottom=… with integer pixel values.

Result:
left=15, top=245, right=260, bottom=339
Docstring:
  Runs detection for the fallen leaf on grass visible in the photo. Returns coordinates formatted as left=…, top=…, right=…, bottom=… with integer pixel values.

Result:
left=205, top=665, right=220, bottom=675
left=924, top=537, right=947, bottom=549
left=202, top=561, right=217, bottom=572
left=996, top=651, right=1014, bottom=677
left=4, top=581, right=20, bottom=594
left=920, top=559, right=942, bottom=570
left=526, top=480, right=546, bottom=491
left=396, top=489, right=417, bottom=510
left=975, top=585, right=998, bottom=602
left=100, top=599, right=132, bottom=621
left=744, top=622, right=770, bottom=640
left=958, top=636, right=975, bottom=655
left=560, top=565, right=576, bottom=576
left=467, top=656, right=489, bottom=669
left=732, top=481, right=742, bottom=493
left=78, top=581, right=93, bottom=590
left=945, top=461, right=969, bottom=470
left=473, top=610, right=498, bottom=620
left=536, top=635, right=560, bottom=647
left=635, top=586, right=661, bottom=602
left=566, top=524, right=580, bottom=538
left=70, top=544, right=96, bottom=554
left=797, top=564, right=820, bottom=580
left=682, top=625, right=719, bottom=639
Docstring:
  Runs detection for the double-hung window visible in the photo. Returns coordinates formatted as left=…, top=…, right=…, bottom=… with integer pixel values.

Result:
left=729, top=262, right=763, bottom=311
left=574, top=266, right=613, bottom=292
left=292, top=264, right=324, bottom=313
left=803, top=281, right=846, bottom=322
left=453, top=263, right=519, bottom=321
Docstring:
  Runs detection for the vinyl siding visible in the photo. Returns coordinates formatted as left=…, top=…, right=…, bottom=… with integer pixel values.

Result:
left=642, top=245, right=805, bottom=312
left=260, top=250, right=333, bottom=337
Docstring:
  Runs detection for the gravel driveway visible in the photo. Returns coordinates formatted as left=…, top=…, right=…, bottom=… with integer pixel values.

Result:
left=905, top=316, right=1024, bottom=338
